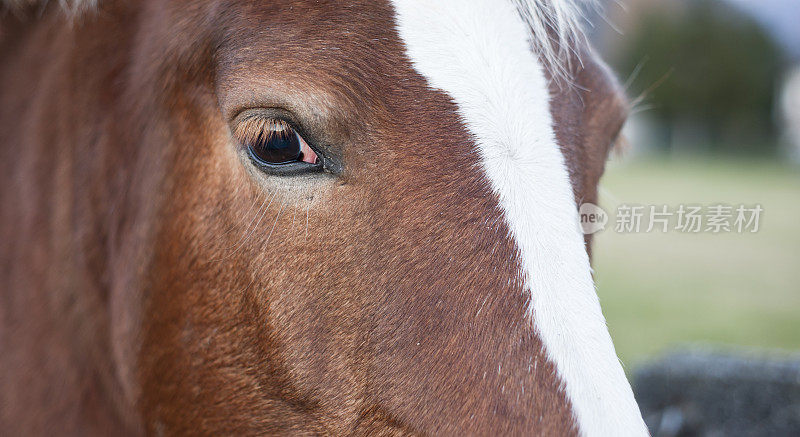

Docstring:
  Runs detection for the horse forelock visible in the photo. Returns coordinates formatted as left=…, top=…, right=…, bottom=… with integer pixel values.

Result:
left=1, top=0, right=96, bottom=14
left=512, top=0, right=597, bottom=82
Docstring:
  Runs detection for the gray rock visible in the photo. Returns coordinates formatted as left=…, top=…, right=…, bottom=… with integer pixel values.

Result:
left=633, top=347, right=800, bottom=437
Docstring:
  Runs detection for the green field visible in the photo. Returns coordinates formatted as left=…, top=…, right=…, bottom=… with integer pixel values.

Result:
left=593, top=157, right=800, bottom=368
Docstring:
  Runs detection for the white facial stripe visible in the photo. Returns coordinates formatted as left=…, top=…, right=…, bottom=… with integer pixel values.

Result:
left=389, top=1, right=647, bottom=435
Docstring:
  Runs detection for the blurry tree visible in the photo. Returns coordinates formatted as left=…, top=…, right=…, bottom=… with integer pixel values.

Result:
left=613, top=0, right=785, bottom=154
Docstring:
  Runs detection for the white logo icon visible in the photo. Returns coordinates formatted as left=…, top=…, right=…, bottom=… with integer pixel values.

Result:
left=579, top=203, right=608, bottom=235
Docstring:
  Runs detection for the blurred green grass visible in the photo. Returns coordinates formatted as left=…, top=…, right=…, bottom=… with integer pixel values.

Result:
left=593, top=157, right=800, bottom=369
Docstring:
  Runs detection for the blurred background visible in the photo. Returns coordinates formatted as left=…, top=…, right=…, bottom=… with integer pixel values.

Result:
left=587, top=0, right=800, bottom=433
left=589, top=0, right=799, bottom=366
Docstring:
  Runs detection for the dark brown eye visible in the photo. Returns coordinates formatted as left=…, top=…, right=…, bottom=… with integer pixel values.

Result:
left=248, top=120, right=302, bottom=163
left=234, top=116, right=321, bottom=174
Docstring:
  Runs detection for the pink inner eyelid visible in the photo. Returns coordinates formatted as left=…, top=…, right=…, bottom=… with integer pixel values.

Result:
left=297, top=134, right=319, bottom=164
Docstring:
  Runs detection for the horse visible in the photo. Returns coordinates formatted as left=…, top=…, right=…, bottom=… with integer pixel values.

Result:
left=0, top=0, right=646, bottom=435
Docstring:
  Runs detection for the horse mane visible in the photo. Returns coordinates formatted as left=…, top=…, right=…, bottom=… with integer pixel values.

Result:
left=513, top=0, right=597, bottom=80
left=1, top=0, right=96, bottom=15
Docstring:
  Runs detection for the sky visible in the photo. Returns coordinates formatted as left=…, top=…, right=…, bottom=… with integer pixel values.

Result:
left=723, top=0, right=800, bottom=60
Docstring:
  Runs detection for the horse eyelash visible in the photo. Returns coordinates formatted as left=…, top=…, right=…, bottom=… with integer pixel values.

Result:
left=233, top=116, right=296, bottom=146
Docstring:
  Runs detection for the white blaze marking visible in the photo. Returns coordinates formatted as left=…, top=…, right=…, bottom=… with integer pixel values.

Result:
left=390, top=0, right=648, bottom=435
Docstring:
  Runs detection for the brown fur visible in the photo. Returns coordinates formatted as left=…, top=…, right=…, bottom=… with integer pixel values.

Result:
left=0, top=0, right=627, bottom=435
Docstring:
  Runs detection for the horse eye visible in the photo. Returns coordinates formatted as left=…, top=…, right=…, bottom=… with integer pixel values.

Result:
left=248, top=119, right=318, bottom=165
left=235, top=116, right=322, bottom=174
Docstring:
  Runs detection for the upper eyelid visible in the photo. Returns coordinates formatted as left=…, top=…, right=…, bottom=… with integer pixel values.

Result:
left=231, top=109, right=319, bottom=149
left=233, top=116, right=298, bottom=145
